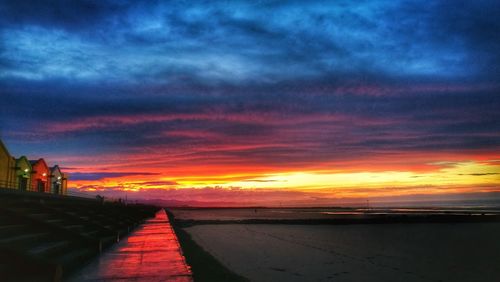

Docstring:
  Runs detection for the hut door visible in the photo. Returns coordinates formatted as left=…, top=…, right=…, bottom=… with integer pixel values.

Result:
left=53, top=183, right=60, bottom=194
left=37, top=180, right=44, bottom=192
left=19, top=177, right=27, bottom=191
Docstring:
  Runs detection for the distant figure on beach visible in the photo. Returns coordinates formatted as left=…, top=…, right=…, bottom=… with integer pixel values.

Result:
left=96, top=195, right=104, bottom=204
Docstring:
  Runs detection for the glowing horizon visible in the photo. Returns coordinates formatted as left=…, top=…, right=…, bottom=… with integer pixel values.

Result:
left=62, top=154, right=500, bottom=205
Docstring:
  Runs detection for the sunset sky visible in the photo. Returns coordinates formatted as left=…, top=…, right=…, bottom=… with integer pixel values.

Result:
left=1, top=0, right=499, bottom=206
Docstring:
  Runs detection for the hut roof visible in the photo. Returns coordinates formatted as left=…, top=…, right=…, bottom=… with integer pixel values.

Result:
left=29, top=159, right=48, bottom=169
left=0, top=139, right=12, bottom=157
left=51, top=165, right=62, bottom=173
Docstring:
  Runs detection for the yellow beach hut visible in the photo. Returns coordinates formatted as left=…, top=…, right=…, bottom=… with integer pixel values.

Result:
left=0, top=139, right=16, bottom=189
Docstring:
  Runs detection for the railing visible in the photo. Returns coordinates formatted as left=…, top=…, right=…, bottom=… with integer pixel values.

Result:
left=0, top=180, right=19, bottom=190
left=0, top=180, right=67, bottom=195
left=66, top=189, right=98, bottom=199
left=1, top=181, right=125, bottom=203
left=66, top=189, right=125, bottom=203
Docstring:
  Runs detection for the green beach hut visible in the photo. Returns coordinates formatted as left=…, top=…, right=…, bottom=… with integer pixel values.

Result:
left=15, top=156, right=32, bottom=191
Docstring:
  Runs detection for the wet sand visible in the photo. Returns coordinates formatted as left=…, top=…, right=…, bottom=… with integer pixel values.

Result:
left=185, top=223, right=500, bottom=282
left=171, top=208, right=500, bottom=282
left=171, top=207, right=500, bottom=221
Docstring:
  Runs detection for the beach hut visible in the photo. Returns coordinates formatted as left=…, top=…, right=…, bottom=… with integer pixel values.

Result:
left=15, top=156, right=32, bottom=191
left=30, top=159, right=50, bottom=193
left=0, top=139, right=16, bottom=189
left=50, top=165, right=64, bottom=195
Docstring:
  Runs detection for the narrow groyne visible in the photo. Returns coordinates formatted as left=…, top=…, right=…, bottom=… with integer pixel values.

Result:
left=69, top=209, right=193, bottom=281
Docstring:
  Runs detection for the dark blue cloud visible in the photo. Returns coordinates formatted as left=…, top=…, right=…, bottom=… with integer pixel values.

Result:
left=2, top=0, right=499, bottom=83
left=0, top=0, right=132, bottom=30
left=69, top=172, right=159, bottom=181
left=0, top=0, right=499, bottom=168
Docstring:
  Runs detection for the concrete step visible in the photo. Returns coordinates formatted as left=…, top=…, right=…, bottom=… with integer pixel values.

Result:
left=54, top=248, right=96, bottom=274
left=82, top=230, right=101, bottom=238
left=64, top=224, right=85, bottom=232
left=0, top=224, right=27, bottom=237
left=29, top=213, right=56, bottom=221
left=0, top=232, right=51, bottom=246
left=28, top=240, right=72, bottom=257
left=45, top=218, right=65, bottom=225
left=101, top=235, right=120, bottom=248
left=3, top=207, right=32, bottom=213
left=0, top=215, right=16, bottom=225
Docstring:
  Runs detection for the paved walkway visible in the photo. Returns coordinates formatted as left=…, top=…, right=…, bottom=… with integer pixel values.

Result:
left=69, top=209, right=192, bottom=281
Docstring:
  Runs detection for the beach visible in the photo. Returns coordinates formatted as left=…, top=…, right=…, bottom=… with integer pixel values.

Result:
left=172, top=208, right=500, bottom=282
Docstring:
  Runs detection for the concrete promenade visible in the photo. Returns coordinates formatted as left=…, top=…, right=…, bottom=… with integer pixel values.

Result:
left=69, top=209, right=192, bottom=281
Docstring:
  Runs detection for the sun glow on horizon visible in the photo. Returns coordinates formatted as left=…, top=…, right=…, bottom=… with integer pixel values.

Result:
left=70, top=159, right=500, bottom=203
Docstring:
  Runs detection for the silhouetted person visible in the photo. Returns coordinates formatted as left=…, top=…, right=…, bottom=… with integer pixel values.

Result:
left=96, top=195, right=104, bottom=204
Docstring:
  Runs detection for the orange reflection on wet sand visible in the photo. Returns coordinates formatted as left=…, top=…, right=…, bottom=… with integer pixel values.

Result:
left=70, top=209, right=192, bottom=281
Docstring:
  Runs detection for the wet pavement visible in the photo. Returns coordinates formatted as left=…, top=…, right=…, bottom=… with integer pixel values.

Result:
left=69, top=209, right=192, bottom=282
